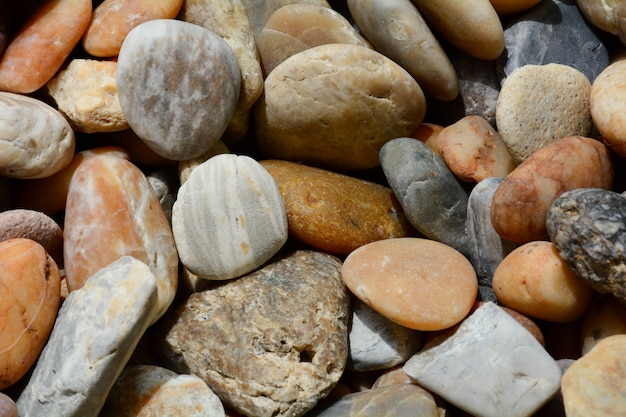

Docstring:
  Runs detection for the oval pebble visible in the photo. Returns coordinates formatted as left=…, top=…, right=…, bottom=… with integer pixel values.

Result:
left=590, top=59, right=626, bottom=157
left=0, top=209, right=63, bottom=265
left=342, top=237, right=478, bottom=331
left=0, top=392, right=17, bottom=417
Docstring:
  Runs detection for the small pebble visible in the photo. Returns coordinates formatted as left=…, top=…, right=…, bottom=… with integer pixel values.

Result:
left=590, top=59, right=626, bottom=157
left=580, top=294, right=626, bottom=355
left=0, top=209, right=63, bottom=264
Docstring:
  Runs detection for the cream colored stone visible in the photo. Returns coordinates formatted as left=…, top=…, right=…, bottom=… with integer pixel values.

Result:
left=591, top=59, right=626, bottom=157
left=178, top=140, right=230, bottom=184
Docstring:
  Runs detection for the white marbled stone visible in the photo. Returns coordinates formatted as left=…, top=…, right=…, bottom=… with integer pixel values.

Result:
left=403, top=302, right=561, bottom=417
left=16, top=256, right=158, bottom=417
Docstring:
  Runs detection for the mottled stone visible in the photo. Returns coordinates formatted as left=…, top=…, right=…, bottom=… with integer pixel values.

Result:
left=547, top=188, right=626, bottom=305
left=101, top=365, right=225, bottom=417
left=117, top=19, right=241, bottom=160
left=590, top=60, right=626, bottom=157
left=577, top=0, right=626, bottom=45
left=372, top=367, right=414, bottom=388
left=580, top=294, right=626, bottom=355
left=147, top=168, right=179, bottom=225
left=260, top=159, right=414, bottom=256
left=0, top=209, right=63, bottom=264
left=379, top=138, right=469, bottom=255
left=496, top=64, right=592, bottom=164
left=0, top=393, right=17, bottom=417
left=16, top=256, right=158, bottom=417
left=0, top=92, right=75, bottom=179
left=255, top=43, right=425, bottom=171
left=172, top=154, right=288, bottom=280
left=155, top=250, right=350, bottom=417
left=403, top=302, right=562, bottom=417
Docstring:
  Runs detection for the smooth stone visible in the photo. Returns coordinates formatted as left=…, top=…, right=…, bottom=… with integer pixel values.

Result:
left=155, top=250, right=350, bottom=417
left=241, top=0, right=330, bottom=39
left=255, top=43, right=426, bottom=171
left=147, top=168, right=179, bottom=226
left=489, top=0, right=542, bottom=16
left=496, top=64, right=592, bottom=164
left=348, top=0, right=458, bottom=101
left=492, top=241, right=595, bottom=322
left=410, top=123, right=445, bottom=157
left=590, top=59, right=626, bottom=157
left=16, top=256, right=158, bottom=417
left=0, top=92, right=75, bottom=179
left=0, top=239, right=60, bottom=390
left=46, top=59, right=128, bottom=133
left=342, top=237, right=478, bottom=331
left=0, top=209, right=63, bottom=264
left=580, top=294, right=626, bottom=355
left=499, top=0, right=609, bottom=84
left=577, top=0, right=626, bottom=45
left=533, top=358, right=573, bottom=417
left=83, top=0, right=183, bottom=57
left=491, top=136, right=614, bottom=244
left=561, top=334, right=626, bottom=416
left=260, top=159, right=414, bottom=256
left=403, top=302, right=562, bottom=417
left=93, top=129, right=177, bottom=168
left=348, top=298, right=423, bottom=372
left=117, top=19, right=241, bottom=160
left=547, top=188, right=626, bottom=305
left=0, top=393, right=17, bottom=417
left=412, top=0, right=504, bottom=60
left=172, top=154, right=288, bottom=280
left=100, top=365, right=225, bottom=417
left=0, top=0, right=92, bottom=93
left=372, top=367, right=414, bottom=388
left=63, top=153, right=178, bottom=323
left=474, top=301, right=546, bottom=346
left=379, top=138, right=469, bottom=255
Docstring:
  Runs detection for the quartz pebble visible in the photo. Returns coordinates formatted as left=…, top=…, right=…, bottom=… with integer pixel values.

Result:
left=0, top=393, right=17, bottom=417
left=580, top=294, right=626, bottom=355
left=473, top=301, right=546, bottom=346
left=0, top=209, right=63, bottom=264
left=590, top=59, right=626, bottom=157
left=576, top=0, right=626, bottom=45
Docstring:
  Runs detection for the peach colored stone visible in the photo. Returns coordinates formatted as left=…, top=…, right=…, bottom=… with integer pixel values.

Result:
left=0, top=0, right=92, bottom=93
left=591, top=60, right=626, bottom=158
left=411, top=123, right=445, bottom=157
left=580, top=294, right=626, bottom=355
left=82, top=0, right=183, bottom=57
left=0, top=238, right=60, bottom=389
left=342, top=238, right=478, bottom=331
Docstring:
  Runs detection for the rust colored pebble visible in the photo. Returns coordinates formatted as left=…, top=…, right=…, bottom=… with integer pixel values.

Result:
left=0, top=238, right=60, bottom=390
left=342, top=237, right=478, bottom=331
left=0, top=209, right=63, bottom=265
left=0, top=0, right=92, bottom=93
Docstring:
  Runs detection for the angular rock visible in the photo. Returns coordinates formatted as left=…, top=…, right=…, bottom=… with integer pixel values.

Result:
left=0, top=209, right=63, bottom=264
left=403, top=302, right=562, bottom=417
left=155, top=250, right=350, bottom=417
left=16, top=256, right=158, bottom=417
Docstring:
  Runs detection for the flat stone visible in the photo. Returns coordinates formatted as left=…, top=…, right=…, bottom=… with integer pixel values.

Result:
left=16, top=256, right=158, bottom=417
left=403, top=302, right=562, bottom=417
left=155, top=250, right=350, bottom=417
left=590, top=60, right=626, bottom=158
left=117, top=19, right=240, bottom=160
left=580, top=294, right=626, bottom=355
left=0, top=209, right=63, bottom=264
left=379, top=138, right=469, bottom=255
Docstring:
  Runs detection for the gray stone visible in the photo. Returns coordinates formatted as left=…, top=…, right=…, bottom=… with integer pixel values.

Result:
left=379, top=137, right=469, bottom=255
left=16, top=256, right=158, bottom=417
left=547, top=187, right=626, bottom=304
left=403, top=302, right=562, bottom=417
left=155, top=250, right=350, bottom=417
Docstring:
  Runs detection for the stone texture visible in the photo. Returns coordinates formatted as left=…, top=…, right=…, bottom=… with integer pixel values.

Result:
left=491, top=136, right=614, bottom=244
left=0, top=209, right=63, bottom=264
left=547, top=188, right=626, bottom=305
left=379, top=138, right=469, bottom=255
left=260, top=159, right=414, bottom=255
left=117, top=19, right=241, bottom=160
left=590, top=59, right=626, bottom=158
left=172, top=154, right=288, bottom=280
left=0, top=92, right=75, bottom=179
left=16, top=256, right=158, bottom=417
left=155, top=250, right=350, bottom=417
left=403, top=302, right=562, bottom=417
left=577, top=0, right=626, bottom=45
left=342, top=237, right=478, bottom=331
left=496, top=64, right=593, bottom=164
left=255, top=43, right=425, bottom=171
left=100, top=365, right=225, bottom=417
left=410, top=123, right=445, bottom=157
left=348, top=0, right=458, bottom=101
left=0, top=239, right=60, bottom=390
left=473, top=301, right=546, bottom=346
left=580, top=294, right=626, bottom=355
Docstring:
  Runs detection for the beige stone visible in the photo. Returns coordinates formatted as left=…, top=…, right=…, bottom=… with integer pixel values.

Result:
left=240, top=0, right=330, bottom=39
left=580, top=294, right=626, bottom=355
left=576, top=0, right=626, bottom=45
left=591, top=59, right=626, bottom=157
left=178, top=140, right=230, bottom=184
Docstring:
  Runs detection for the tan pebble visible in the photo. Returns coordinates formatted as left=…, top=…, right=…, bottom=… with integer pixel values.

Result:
left=0, top=392, right=17, bottom=417
left=372, top=366, right=414, bottom=388
left=0, top=209, right=63, bottom=265
left=342, top=237, right=478, bottom=331
left=580, top=294, right=626, bottom=355
left=576, top=0, right=626, bottom=45
left=410, top=123, right=445, bottom=157
left=591, top=59, right=626, bottom=157
left=489, top=0, right=542, bottom=16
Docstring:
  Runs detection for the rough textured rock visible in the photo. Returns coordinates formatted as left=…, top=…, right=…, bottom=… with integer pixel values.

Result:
left=590, top=60, right=626, bottom=158
left=16, top=256, right=158, bottom=417
left=379, top=138, right=469, bottom=255
left=155, top=250, right=350, bottom=417
left=0, top=209, right=63, bottom=264
left=576, top=0, right=626, bottom=45
left=580, top=294, right=626, bottom=355
left=117, top=19, right=241, bottom=160
left=172, top=154, right=288, bottom=280
left=403, top=302, right=562, bottom=417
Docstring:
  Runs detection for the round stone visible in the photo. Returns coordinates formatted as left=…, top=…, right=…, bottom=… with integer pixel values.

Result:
left=0, top=209, right=63, bottom=265
left=591, top=59, right=626, bottom=157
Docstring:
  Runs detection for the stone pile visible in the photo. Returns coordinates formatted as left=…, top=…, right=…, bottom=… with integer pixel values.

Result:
left=1, top=0, right=626, bottom=416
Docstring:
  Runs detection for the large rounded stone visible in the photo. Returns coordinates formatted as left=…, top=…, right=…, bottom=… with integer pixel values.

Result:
left=576, top=0, right=626, bottom=45
left=117, top=19, right=240, bottom=160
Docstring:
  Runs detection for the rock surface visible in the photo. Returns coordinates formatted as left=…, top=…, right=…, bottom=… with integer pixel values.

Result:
left=0, top=209, right=63, bottom=264
left=576, top=0, right=626, bottom=45
left=590, top=59, right=626, bottom=157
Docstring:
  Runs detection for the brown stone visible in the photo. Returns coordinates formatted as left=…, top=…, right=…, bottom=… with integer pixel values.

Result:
left=580, top=294, right=626, bottom=355
left=0, top=209, right=63, bottom=265
left=489, top=0, right=542, bottom=16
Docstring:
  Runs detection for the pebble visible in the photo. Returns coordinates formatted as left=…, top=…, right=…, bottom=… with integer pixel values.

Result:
left=410, top=123, right=445, bottom=157
left=178, top=140, right=230, bottom=184
left=0, top=238, right=60, bottom=390
left=0, top=92, right=75, bottom=179
left=0, top=0, right=91, bottom=93
left=577, top=0, right=626, bottom=45
left=147, top=168, right=179, bottom=225
left=580, top=294, right=626, bottom=355
left=496, top=64, right=593, bottom=164
left=0, top=209, right=63, bottom=264
left=491, top=136, right=614, bottom=244
left=260, top=159, right=414, bottom=256
left=116, top=19, right=241, bottom=160
left=489, top=0, right=542, bottom=16
left=403, top=302, right=562, bottom=417
left=241, top=0, right=331, bottom=39
left=590, top=59, right=626, bottom=157
left=155, top=250, right=350, bottom=417
left=82, top=0, right=184, bottom=57
left=342, top=237, right=478, bottom=331
left=16, top=256, right=158, bottom=417
left=255, top=43, right=426, bottom=171
left=474, top=301, right=546, bottom=346
left=0, top=393, right=16, bottom=417
left=379, top=138, right=469, bottom=255
left=172, top=154, right=288, bottom=280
